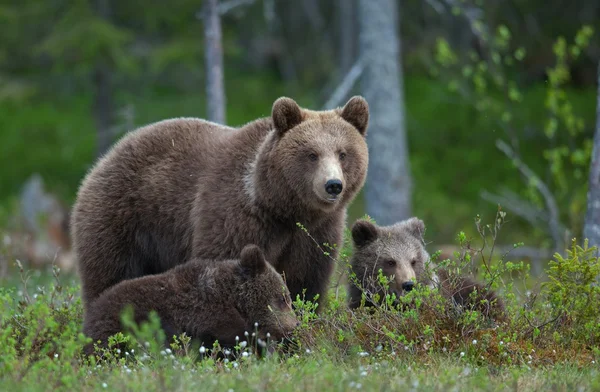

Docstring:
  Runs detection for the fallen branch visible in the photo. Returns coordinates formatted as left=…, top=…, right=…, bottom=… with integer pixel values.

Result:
left=435, top=244, right=553, bottom=263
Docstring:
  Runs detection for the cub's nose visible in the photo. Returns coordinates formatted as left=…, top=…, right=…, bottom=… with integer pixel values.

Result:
left=402, top=281, right=414, bottom=292
left=325, top=179, right=343, bottom=196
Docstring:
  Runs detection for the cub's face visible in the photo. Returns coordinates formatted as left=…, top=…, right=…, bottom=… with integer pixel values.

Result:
left=350, top=218, right=431, bottom=302
left=237, top=245, right=299, bottom=343
left=270, top=96, right=369, bottom=212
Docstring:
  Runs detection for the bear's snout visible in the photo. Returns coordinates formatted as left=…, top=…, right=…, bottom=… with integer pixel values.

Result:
left=402, top=281, right=414, bottom=292
left=325, top=179, right=343, bottom=196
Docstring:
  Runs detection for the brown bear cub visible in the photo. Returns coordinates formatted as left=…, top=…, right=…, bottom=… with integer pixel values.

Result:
left=83, top=245, right=299, bottom=356
left=347, top=218, right=505, bottom=321
left=71, top=96, right=370, bottom=315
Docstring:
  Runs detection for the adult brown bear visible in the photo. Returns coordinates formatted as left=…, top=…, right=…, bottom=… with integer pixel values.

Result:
left=71, top=96, right=369, bottom=314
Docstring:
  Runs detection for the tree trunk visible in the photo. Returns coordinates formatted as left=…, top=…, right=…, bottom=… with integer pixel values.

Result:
left=358, top=0, right=412, bottom=225
left=204, top=0, right=226, bottom=124
left=337, top=0, right=355, bottom=74
left=93, top=0, right=114, bottom=158
left=584, top=62, right=600, bottom=249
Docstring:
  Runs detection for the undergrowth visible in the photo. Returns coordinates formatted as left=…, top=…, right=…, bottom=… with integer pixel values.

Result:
left=1, top=212, right=599, bottom=391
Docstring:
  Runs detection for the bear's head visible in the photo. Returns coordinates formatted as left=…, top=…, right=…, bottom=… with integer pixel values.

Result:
left=348, top=217, right=435, bottom=308
left=236, top=244, right=299, bottom=342
left=262, top=96, right=369, bottom=214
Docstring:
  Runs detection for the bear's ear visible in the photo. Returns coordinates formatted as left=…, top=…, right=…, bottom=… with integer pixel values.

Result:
left=340, top=96, right=369, bottom=136
left=403, top=217, right=426, bottom=240
left=240, top=244, right=267, bottom=276
left=352, top=220, right=379, bottom=248
left=272, top=97, right=303, bottom=135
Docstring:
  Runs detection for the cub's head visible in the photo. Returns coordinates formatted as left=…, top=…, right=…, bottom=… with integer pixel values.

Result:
left=348, top=218, right=434, bottom=308
left=236, top=244, right=299, bottom=344
left=266, top=96, right=369, bottom=213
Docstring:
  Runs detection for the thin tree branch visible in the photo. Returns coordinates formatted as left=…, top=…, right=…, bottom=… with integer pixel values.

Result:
left=219, top=0, right=255, bottom=15
left=496, top=139, right=564, bottom=252
left=422, top=0, right=445, bottom=14
left=480, top=189, right=546, bottom=229
left=323, top=57, right=364, bottom=110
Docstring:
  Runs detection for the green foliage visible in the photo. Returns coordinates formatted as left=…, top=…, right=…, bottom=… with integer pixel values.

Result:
left=542, top=239, right=600, bottom=345
left=2, top=214, right=600, bottom=389
left=431, top=17, right=596, bottom=246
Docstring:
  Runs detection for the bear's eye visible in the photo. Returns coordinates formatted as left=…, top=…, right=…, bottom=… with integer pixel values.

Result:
left=411, top=259, right=418, bottom=266
left=386, top=259, right=396, bottom=267
left=279, top=296, right=290, bottom=309
left=308, top=153, right=318, bottom=162
left=339, top=152, right=347, bottom=161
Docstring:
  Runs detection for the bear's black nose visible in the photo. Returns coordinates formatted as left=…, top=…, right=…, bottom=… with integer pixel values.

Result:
left=325, top=179, right=343, bottom=196
left=402, top=281, right=414, bottom=292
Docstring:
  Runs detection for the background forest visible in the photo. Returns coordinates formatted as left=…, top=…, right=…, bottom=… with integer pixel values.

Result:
left=1, top=0, right=599, bottom=279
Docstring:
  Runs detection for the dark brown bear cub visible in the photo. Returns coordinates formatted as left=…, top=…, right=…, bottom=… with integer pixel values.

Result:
left=347, top=218, right=505, bottom=321
left=71, top=96, right=370, bottom=314
left=83, top=245, right=298, bottom=356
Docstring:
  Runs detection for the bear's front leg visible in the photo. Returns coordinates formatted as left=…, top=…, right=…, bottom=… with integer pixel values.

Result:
left=282, top=224, right=342, bottom=313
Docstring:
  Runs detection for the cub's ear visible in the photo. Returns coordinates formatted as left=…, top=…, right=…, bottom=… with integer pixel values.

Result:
left=340, top=96, right=369, bottom=136
left=272, top=97, right=303, bottom=135
left=351, top=220, right=379, bottom=248
left=403, top=217, right=426, bottom=240
left=240, top=244, right=267, bottom=276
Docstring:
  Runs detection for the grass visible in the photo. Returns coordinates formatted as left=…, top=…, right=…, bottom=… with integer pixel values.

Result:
left=1, top=213, right=599, bottom=391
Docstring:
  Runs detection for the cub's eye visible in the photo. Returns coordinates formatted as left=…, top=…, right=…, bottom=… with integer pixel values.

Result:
left=308, top=153, right=318, bottom=162
left=386, top=259, right=396, bottom=267
left=339, top=152, right=347, bottom=161
left=411, top=259, right=418, bottom=266
left=279, top=296, right=289, bottom=309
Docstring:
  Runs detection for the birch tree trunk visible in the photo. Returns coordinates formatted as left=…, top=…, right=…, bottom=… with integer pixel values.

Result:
left=358, top=0, right=412, bottom=225
left=337, top=0, right=355, bottom=74
left=583, top=62, right=600, bottom=249
left=204, top=0, right=226, bottom=124
left=93, top=0, right=114, bottom=157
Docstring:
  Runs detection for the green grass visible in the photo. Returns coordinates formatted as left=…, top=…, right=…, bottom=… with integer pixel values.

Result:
left=2, top=353, right=597, bottom=391
left=1, top=220, right=599, bottom=391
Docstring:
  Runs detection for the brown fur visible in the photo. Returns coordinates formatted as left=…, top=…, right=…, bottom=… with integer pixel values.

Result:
left=347, top=218, right=505, bottom=320
left=71, top=96, right=370, bottom=313
left=83, top=245, right=298, bottom=356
